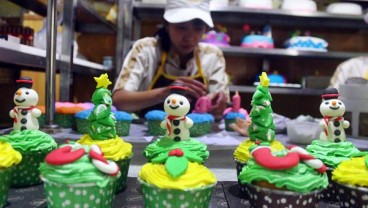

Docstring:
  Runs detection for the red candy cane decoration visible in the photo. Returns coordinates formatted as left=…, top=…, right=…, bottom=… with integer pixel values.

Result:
left=45, top=146, right=85, bottom=165
left=287, top=146, right=327, bottom=173
left=251, top=146, right=300, bottom=170
left=89, top=144, right=120, bottom=176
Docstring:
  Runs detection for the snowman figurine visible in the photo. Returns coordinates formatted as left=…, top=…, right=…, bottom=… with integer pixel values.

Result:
left=319, top=88, right=350, bottom=142
left=160, top=84, right=193, bottom=142
left=9, top=77, right=41, bottom=131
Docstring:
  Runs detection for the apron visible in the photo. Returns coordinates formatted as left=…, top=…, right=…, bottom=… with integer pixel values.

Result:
left=141, top=50, right=207, bottom=116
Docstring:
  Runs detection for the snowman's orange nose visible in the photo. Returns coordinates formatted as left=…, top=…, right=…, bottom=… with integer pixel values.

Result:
left=332, top=101, right=336, bottom=106
left=172, top=99, right=176, bottom=104
left=16, top=91, right=21, bottom=96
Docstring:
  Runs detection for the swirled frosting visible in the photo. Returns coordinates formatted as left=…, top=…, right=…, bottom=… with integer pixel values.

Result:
left=1, top=130, right=57, bottom=153
left=139, top=162, right=216, bottom=190
left=306, top=140, right=361, bottom=168
left=77, top=134, right=132, bottom=161
left=0, top=140, right=22, bottom=168
left=39, top=145, right=118, bottom=187
left=143, top=137, right=209, bottom=162
left=239, top=159, right=328, bottom=193
left=234, top=139, right=285, bottom=163
left=332, top=157, right=368, bottom=187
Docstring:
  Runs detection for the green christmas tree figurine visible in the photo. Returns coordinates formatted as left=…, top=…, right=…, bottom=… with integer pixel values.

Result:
left=88, top=73, right=116, bottom=140
left=248, top=72, right=275, bottom=142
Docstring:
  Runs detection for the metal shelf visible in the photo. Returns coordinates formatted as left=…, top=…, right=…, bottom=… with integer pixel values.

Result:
left=229, top=85, right=323, bottom=96
left=133, top=2, right=368, bottom=29
left=220, top=47, right=367, bottom=60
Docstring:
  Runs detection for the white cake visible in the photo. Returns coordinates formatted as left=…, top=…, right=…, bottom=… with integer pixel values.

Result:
left=284, top=36, right=328, bottom=52
left=326, top=3, right=363, bottom=15
left=141, top=0, right=167, bottom=4
left=239, top=0, right=273, bottom=9
left=210, top=0, right=229, bottom=7
left=281, top=0, right=317, bottom=12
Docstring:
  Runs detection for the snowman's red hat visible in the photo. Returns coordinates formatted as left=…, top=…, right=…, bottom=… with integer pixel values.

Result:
left=169, top=83, right=188, bottom=95
left=321, top=87, right=339, bottom=100
left=16, top=77, right=34, bottom=89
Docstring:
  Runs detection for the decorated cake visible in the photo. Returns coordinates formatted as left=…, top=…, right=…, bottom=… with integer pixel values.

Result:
left=332, top=156, right=368, bottom=207
left=144, top=110, right=166, bottom=136
left=223, top=91, right=249, bottom=131
left=143, top=84, right=209, bottom=162
left=233, top=73, right=285, bottom=176
left=39, top=143, right=120, bottom=208
left=240, top=24, right=274, bottom=49
left=326, top=2, right=363, bottom=15
left=2, top=77, right=57, bottom=187
left=239, top=0, right=273, bottom=9
left=187, top=96, right=214, bottom=137
left=75, top=109, right=133, bottom=136
left=238, top=144, right=328, bottom=208
left=0, top=139, right=22, bottom=207
left=77, top=73, right=132, bottom=193
left=281, top=0, right=317, bottom=12
left=284, top=35, right=328, bottom=52
left=306, top=87, right=364, bottom=201
left=202, top=29, right=230, bottom=47
left=138, top=84, right=216, bottom=207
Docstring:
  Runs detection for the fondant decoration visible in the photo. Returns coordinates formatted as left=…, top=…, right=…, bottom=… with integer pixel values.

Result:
left=45, top=145, right=85, bottom=165
left=10, top=77, right=42, bottom=131
left=160, top=84, right=193, bottom=141
left=287, top=146, right=327, bottom=173
left=319, top=88, right=349, bottom=143
left=193, top=96, right=211, bottom=114
left=90, top=144, right=120, bottom=176
left=285, top=36, right=328, bottom=52
left=240, top=24, right=274, bottom=49
left=88, top=73, right=117, bottom=140
left=223, top=91, right=249, bottom=118
left=229, top=117, right=252, bottom=136
left=248, top=72, right=275, bottom=142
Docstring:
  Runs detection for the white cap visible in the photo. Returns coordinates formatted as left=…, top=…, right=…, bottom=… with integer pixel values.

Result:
left=164, top=0, right=214, bottom=28
left=365, top=12, right=368, bottom=24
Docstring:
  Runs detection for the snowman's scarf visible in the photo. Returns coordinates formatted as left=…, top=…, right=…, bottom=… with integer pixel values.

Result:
left=166, top=115, right=186, bottom=136
left=323, top=116, right=343, bottom=136
left=13, top=106, right=35, bottom=123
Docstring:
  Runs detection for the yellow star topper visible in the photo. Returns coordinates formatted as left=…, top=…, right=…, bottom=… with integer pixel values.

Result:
left=259, top=72, right=270, bottom=87
left=94, top=73, right=112, bottom=89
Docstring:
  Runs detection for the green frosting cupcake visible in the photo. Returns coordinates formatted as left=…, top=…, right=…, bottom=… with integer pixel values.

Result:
left=143, top=137, right=209, bottom=162
left=306, top=140, right=361, bottom=168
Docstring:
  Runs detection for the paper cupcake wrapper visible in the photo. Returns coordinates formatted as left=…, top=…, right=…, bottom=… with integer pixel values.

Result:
left=147, top=121, right=166, bottom=136
left=319, top=167, right=339, bottom=202
left=225, top=119, right=236, bottom=131
left=138, top=177, right=215, bottom=208
left=76, top=119, right=90, bottom=134
left=41, top=177, right=117, bottom=208
left=38, top=115, right=46, bottom=127
left=114, top=157, right=131, bottom=193
left=241, top=183, right=322, bottom=208
left=0, top=168, right=13, bottom=207
left=335, top=182, right=368, bottom=208
left=190, top=122, right=212, bottom=137
left=11, top=152, right=47, bottom=187
left=234, top=159, right=246, bottom=178
left=115, top=121, right=131, bottom=136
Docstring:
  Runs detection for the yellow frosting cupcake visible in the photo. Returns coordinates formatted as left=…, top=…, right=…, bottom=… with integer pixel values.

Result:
left=234, top=139, right=284, bottom=163
left=332, top=156, right=368, bottom=187
left=0, top=141, right=22, bottom=169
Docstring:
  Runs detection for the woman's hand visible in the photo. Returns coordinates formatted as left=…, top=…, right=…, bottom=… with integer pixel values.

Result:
left=209, top=91, right=227, bottom=121
left=173, top=77, right=207, bottom=99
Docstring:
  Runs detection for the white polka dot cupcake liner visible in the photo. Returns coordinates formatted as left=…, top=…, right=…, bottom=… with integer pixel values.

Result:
left=0, top=167, right=13, bottom=207
left=319, top=167, right=339, bottom=202
left=190, top=123, right=212, bottom=137
left=138, top=177, right=215, bottom=208
left=11, top=152, right=47, bottom=187
left=234, top=159, right=246, bottom=178
left=147, top=121, right=166, bottom=136
left=55, top=114, right=76, bottom=129
left=41, top=176, right=117, bottom=208
left=335, top=182, right=368, bottom=208
left=76, top=119, right=90, bottom=134
left=115, top=121, right=131, bottom=136
left=241, top=183, right=322, bottom=208
left=114, top=157, right=131, bottom=193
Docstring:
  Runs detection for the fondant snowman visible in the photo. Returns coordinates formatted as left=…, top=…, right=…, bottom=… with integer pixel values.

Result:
left=160, top=84, right=193, bottom=141
left=9, top=77, right=41, bottom=131
left=319, top=88, right=349, bottom=142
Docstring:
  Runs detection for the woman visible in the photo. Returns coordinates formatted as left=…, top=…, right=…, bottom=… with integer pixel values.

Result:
left=112, top=0, right=229, bottom=121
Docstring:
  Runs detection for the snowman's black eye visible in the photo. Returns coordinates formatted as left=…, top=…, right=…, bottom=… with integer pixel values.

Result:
left=325, top=102, right=329, bottom=105
left=180, top=101, right=183, bottom=105
left=167, top=100, right=170, bottom=104
left=338, top=102, right=342, bottom=105
left=25, top=92, right=29, bottom=95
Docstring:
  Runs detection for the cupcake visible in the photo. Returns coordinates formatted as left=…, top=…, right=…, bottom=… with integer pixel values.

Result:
left=138, top=147, right=217, bottom=208
left=233, top=73, right=285, bottom=177
left=39, top=143, right=120, bottom=208
left=77, top=73, right=132, bottom=193
left=238, top=144, right=328, bottom=208
left=223, top=91, right=249, bottom=131
left=144, top=110, right=166, bottom=136
left=143, top=84, right=209, bottom=162
left=75, top=109, right=133, bottom=136
left=0, top=139, right=22, bottom=207
left=187, top=96, right=214, bottom=137
left=306, top=87, right=362, bottom=201
left=332, top=156, right=368, bottom=208
left=5, top=77, right=57, bottom=187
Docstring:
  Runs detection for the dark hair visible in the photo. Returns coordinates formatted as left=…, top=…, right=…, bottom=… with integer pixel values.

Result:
left=155, top=22, right=171, bottom=52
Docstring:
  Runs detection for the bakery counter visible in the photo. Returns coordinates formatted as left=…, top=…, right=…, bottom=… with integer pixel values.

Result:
left=4, top=177, right=337, bottom=208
